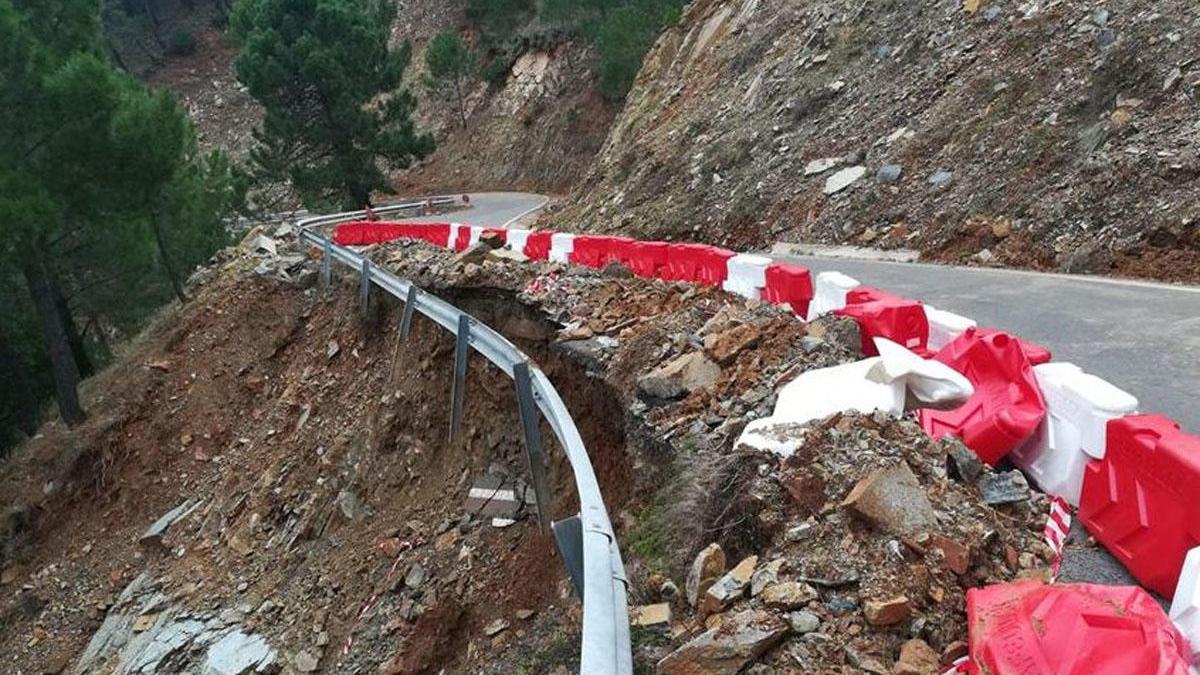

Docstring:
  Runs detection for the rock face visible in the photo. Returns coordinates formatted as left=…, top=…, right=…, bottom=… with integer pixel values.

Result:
left=686, top=543, right=727, bottom=608
left=656, top=610, right=788, bottom=675
left=841, top=462, right=937, bottom=536
left=638, top=352, right=721, bottom=400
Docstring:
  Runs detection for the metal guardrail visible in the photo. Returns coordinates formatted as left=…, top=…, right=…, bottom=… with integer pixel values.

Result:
left=296, top=200, right=633, bottom=675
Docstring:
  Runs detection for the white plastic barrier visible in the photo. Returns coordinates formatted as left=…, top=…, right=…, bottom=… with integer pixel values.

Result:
left=722, top=254, right=772, bottom=300
left=468, top=225, right=485, bottom=247
left=1170, top=547, right=1200, bottom=663
left=550, top=232, right=576, bottom=263
left=448, top=223, right=466, bottom=249
left=1008, top=362, right=1139, bottom=505
left=925, top=305, right=977, bottom=352
left=507, top=228, right=531, bottom=255
left=806, top=271, right=860, bottom=320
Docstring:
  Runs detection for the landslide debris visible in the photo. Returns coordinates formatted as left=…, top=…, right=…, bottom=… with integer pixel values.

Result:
left=556, top=0, right=1200, bottom=282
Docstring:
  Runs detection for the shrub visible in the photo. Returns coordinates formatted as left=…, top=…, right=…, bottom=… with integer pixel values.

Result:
left=167, top=28, right=196, bottom=56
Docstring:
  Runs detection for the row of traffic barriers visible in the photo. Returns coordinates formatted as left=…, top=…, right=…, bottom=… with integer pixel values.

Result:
left=332, top=216, right=1200, bottom=673
left=308, top=205, right=633, bottom=675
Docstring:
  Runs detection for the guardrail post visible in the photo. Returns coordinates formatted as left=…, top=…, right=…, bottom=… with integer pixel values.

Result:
left=449, top=315, right=470, bottom=443
left=514, top=361, right=551, bottom=533
left=553, top=516, right=585, bottom=598
left=321, top=239, right=332, bottom=291
left=359, top=258, right=371, bottom=319
left=399, top=285, right=417, bottom=340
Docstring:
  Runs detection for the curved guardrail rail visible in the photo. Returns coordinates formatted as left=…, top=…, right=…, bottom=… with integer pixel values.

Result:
left=296, top=201, right=633, bottom=675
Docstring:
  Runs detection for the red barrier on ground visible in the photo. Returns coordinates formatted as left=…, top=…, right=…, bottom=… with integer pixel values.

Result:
left=919, top=328, right=1046, bottom=465
left=1079, top=415, right=1200, bottom=598
left=332, top=221, right=454, bottom=247
left=569, top=235, right=612, bottom=268
left=967, top=580, right=1192, bottom=675
left=628, top=241, right=669, bottom=278
left=452, top=225, right=471, bottom=252
left=762, top=264, right=814, bottom=317
left=975, top=328, right=1052, bottom=365
left=834, top=287, right=929, bottom=356
left=524, top=231, right=553, bottom=260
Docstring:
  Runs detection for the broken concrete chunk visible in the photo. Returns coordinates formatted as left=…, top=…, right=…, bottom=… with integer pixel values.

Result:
left=656, top=609, right=787, bottom=675
left=638, top=352, right=721, bottom=400
left=139, top=498, right=203, bottom=549
left=687, top=543, right=727, bottom=608
left=841, top=462, right=937, bottom=536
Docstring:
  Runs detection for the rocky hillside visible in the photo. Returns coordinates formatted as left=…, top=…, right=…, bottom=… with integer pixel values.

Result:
left=556, top=0, right=1200, bottom=281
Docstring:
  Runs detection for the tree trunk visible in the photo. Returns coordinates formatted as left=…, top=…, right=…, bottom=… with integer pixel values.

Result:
left=23, top=248, right=86, bottom=426
left=454, top=78, right=468, bottom=129
left=150, top=210, right=188, bottom=303
left=50, top=273, right=94, bottom=377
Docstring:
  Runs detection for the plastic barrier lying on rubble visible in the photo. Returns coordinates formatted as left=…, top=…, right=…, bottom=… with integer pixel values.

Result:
left=723, top=254, right=773, bottom=299
left=834, top=287, right=930, bottom=356
left=762, top=263, right=814, bottom=316
left=1079, top=414, right=1200, bottom=599
left=925, top=305, right=977, bottom=352
left=806, top=271, right=860, bottom=320
left=737, top=338, right=973, bottom=457
left=1008, top=363, right=1139, bottom=506
left=919, top=328, right=1046, bottom=466
left=1170, top=547, right=1200, bottom=665
left=966, top=579, right=1193, bottom=675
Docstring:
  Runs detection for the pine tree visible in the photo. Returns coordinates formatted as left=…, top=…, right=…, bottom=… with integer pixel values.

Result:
left=424, top=32, right=474, bottom=130
left=230, top=0, right=434, bottom=210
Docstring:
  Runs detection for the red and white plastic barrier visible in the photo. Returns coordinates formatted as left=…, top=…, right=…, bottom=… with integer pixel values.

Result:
left=835, top=287, right=930, bottom=355
left=1171, top=547, right=1200, bottom=666
left=925, top=305, right=977, bottom=352
left=806, top=271, right=860, bottom=320
left=549, top=232, right=575, bottom=263
left=723, top=254, right=772, bottom=299
left=1009, top=363, right=1139, bottom=505
left=762, top=263, right=814, bottom=316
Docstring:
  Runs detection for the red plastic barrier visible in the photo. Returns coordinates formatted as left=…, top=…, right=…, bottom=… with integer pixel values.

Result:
left=628, top=241, right=669, bottom=278
left=762, top=264, right=814, bottom=317
left=332, top=221, right=454, bottom=247
left=524, top=231, right=553, bottom=260
left=919, top=328, right=1046, bottom=465
left=569, top=235, right=612, bottom=268
left=658, top=244, right=735, bottom=285
left=834, top=287, right=929, bottom=356
left=976, top=328, right=1052, bottom=366
left=452, top=225, right=472, bottom=252
left=967, top=580, right=1192, bottom=675
left=1079, top=415, right=1200, bottom=598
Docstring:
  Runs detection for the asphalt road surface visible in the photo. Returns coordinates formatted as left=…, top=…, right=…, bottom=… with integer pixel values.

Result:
left=444, top=192, right=1200, bottom=433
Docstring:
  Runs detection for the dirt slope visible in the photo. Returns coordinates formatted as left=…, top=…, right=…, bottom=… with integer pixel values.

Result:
left=556, top=0, right=1200, bottom=281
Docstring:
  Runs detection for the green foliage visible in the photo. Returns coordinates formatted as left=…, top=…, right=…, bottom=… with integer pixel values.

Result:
left=0, top=0, right=237, bottom=451
left=466, top=0, right=534, bottom=46
left=594, top=0, right=681, bottom=101
left=230, top=0, right=434, bottom=210
left=480, top=55, right=513, bottom=85
left=167, top=28, right=196, bottom=56
left=424, top=31, right=474, bottom=128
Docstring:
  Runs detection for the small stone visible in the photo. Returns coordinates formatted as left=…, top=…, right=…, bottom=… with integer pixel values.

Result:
left=804, top=157, right=840, bottom=176
left=515, top=608, right=535, bottom=620
left=928, top=534, right=971, bottom=576
left=759, top=581, right=817, bottom=610
left=942, top=641, right=969, bottom=663
left=483, top=618, right=509, bottom=636
left=656, top=610, right=787, bottom=675
left=787, top=610, right=820, bottom=634
left=660, top=580, right=679, bottom=599
left=326, top=341, right=340, bottom=359
left=404, top=563, right=426, bottom=589
left=974, top=248, right=996, bottom=264
left=877, top=164, right=903, bottom=183
left=824, top=166, right=868, bottom=195
left=978, top=470, right=1031, bottom=505
left=842, top=462, right=938, bottom=536
left=293, top=649, right=320, bottom=673
left=631, top=603, right=671, bottom=628
left=863, top=595, right=911, bottom=626
left=894, top=639, right=940, bottom=675
left=946, top=443, right=984, bottom=483
left=701, top=556, right=758, bottom=615
left=927, top=170, right=952, bottom=186
left=1164, top=67, right=1183, bottom=92
left=132, top=614, right=157, bottom=632
left=750, top=559, right=784, bottom=597
left=638, top=352, right=721, bottom=400
left=686, top=543, right=727, bottom=608
left=601, top=261, right=633, bottom=279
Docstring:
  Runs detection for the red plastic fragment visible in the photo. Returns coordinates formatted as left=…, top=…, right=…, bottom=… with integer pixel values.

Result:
left=975, top=327, right=1052, bottom=365
left=967, top=580, right=1192, bottom=675
left=1079, top=414, right=1200, bottom=599
left=919, top=328, right=1046, bottom=465
left=762, top=264, right=814, bottom=317
left=834, top=286, right=930, bottom=356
